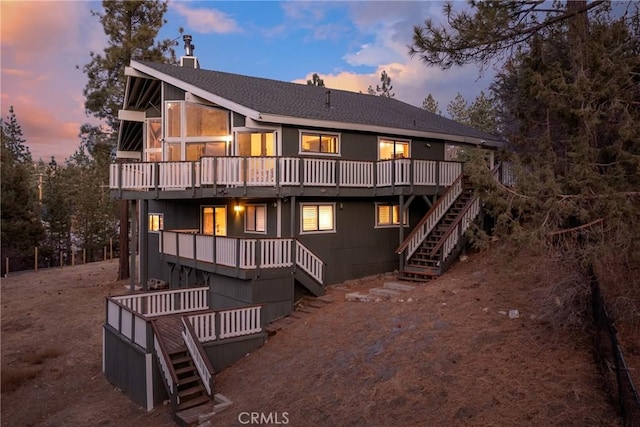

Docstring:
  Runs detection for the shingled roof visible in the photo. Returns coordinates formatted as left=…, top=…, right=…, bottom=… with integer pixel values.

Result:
left=131, top=60, right=501, bottom=147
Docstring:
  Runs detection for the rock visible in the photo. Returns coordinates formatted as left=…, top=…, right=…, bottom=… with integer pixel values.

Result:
left=509, top=309, right=520, bottom=319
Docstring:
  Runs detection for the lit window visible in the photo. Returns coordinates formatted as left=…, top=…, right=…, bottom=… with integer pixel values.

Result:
left=202, top=206, right=227, bottom=236
left=149, top=213, right=164, bottom=232
left=146, top=118, right=162, bottom=162
left=300, top=132, right=339, bottom=155
left=185, top=103, right=228, bottom=137
left=376, top=204, right=408, bottom=227
left=245, top=205, right=266, bottom=233
left=166, top=102, right=182, bottom=138
left=301, top=204, right=335, bottom=233
left=379, top=139, right=410, bottom=160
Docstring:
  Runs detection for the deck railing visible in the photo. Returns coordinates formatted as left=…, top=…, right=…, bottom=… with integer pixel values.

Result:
left=185, top=305, right=264, bottom=342
left=110, top=157, right=462, bottom=191
left=181, top=318, right=214, bottom=395
left=112, top=287, right=209, bottom=317
left=160, top=231, right=323, bottom=284
left=106, top=298, right=150, bottom=349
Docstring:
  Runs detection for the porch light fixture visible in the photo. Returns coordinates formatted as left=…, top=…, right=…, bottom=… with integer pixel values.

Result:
left=234, top=202, right=243, bottom=213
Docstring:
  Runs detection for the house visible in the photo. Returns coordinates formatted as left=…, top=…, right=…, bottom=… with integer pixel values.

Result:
left=104, top=37, right=504, bottom=420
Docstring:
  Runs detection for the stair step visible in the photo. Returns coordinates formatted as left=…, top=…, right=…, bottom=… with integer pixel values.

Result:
left=345, top=292, right=382, bottom=302
left=178, top=375, right=200, bottom=386
left=384, top=282, right=415, bottom=292
left=171, top=355, right=191, bottom=365
left=369, top=287, right=401, bottom=297
left=178, top=394, right=210, bottom=411
left=402, top=266, right=439, bottom=276
left=175, top=365, right=197, bottom=376
left=178, top=384, right=205, bottom=399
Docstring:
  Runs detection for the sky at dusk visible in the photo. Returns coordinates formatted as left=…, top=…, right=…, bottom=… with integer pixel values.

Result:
left=1, top=1, right=494, bottom=163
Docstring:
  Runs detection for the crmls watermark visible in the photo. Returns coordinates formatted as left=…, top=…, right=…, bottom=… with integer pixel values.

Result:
left=237, top=411, right=290, bottom=425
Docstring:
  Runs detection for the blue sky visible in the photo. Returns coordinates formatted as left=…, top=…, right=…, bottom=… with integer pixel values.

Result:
left=1, top=1, right=493, bottom=162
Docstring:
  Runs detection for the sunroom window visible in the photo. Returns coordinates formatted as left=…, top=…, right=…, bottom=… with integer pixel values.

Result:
left=164, top=101, right=230, bottom=161
left=146, top=119, right=162, bottom=162
left=300, top=132, right=339, bottom=155
left=379, top=138, right=410, bottom=160
left=301, top=204, right=335, bottom=233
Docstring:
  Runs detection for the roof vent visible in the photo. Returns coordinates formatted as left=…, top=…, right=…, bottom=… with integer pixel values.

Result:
left=180, top=34, right=200, bottom=69
left=325, top=89, right=331, bottom=108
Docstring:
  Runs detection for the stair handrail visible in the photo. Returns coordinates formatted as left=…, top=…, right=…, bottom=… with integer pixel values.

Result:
left=151, top=320, right=179, bottom=409
left=396, top=172, right=464, bottom=259
left=295, top=241, right=324, bottom=284
left=428, top=194, right=479, bottom=258
left=181, top=317, right=215, bottom=396
left=428, top=163, right=500, bottom=258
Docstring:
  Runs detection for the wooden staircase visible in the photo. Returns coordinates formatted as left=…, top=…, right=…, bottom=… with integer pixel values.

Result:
left=170, top=349, right=210, bottom=411
left=153, top=316, right=212, bottom=416
left=399, top=176, right=477, bottom=282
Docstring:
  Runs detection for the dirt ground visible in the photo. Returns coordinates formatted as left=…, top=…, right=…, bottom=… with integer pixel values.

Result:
left=1, top=248, right=624, bottom=426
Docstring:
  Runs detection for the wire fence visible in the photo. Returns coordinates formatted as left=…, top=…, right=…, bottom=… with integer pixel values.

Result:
left=590, top=269, right=640, bottom=427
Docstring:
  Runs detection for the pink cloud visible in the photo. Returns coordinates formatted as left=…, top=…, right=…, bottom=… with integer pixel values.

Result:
left=1, top=1, right=105, bottom=162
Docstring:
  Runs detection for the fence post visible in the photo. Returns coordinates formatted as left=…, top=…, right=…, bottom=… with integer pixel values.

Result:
left=104, top=246, right=107, bottom=261
left=60, top=251, right=64, bottom=267
left=110, top=238, right=113, bottom=260
left=83, top=249, right=86, bottom=264
left=72, top=251, right=75, bottom=267
left=5, top=257, right=9, bottom=277
left=35, top=247, right=38, bottom=272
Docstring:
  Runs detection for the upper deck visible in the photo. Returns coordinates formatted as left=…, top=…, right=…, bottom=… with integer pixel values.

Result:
left=110, top=156, right=462, bottom=200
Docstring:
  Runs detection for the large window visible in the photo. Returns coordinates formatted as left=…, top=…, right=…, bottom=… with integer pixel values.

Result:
left=300, top=132, right=339, bottom=155
left=238, top=132, right=275, bottom=157
left=245, top=205, right=266, bottom=233
left=379, top=138, right=410, bottom=160
left=301, top=203, right=335, bottom=233
left=202, top=206, right=227, bottom=236
left=149, top=213, right=164, bottom=232
left=375, top=204, right=408, bottom=227
left=146, top=119, right=162, bottom=162
left=165, top=101, right=230, bottom=161
left=185, top=103, right=228, bottom=137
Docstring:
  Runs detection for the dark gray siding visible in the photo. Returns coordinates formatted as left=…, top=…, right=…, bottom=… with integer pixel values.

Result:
left=232, top=112, right=245, bottom=127
left=209, top=273, right=294, bottom=323
left=290, top=197, right=432, bottom=285
left=163, top=83, right=185, bottom=101
left=204, top=333, right=267, bottom=372
left=103, top=327, right=167, bottom=408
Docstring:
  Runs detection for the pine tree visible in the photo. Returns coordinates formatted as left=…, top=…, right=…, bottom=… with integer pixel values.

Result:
left=80, top=0, right=177, bottom=280
left=467, top=91, right=498, bottom=135
left=422, top=94, right=441, bottom=115
left=410, top=1, right=640, bottom=272
left=446, top=92, right=469, bottom=124
left=1, top=107, right=44, bottom=268
left=376, top=70, right=395, bottom=98
left=306, top=73, right=325, bottom=87
left=41, top=157, right=73, bottom=265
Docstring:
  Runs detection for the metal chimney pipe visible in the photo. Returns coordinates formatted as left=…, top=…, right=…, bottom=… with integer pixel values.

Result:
left=183, top=34, right=194, bottom=56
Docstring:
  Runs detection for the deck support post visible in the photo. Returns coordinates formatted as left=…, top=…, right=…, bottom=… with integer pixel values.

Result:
left=398, top=194, right=405, bottom=273
left=141, top=200, right=149, bottom=291
left=130, top=200, right=137, bottom=292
